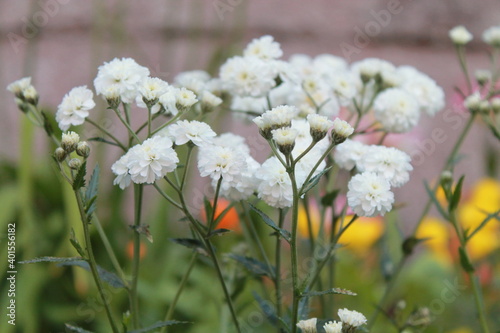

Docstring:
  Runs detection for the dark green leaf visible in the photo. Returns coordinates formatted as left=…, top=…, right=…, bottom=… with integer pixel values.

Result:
left=320, top=189, right=340, bottom=207
left=448, top=175, right=465, bottom=213
left=41, top=111, right=54, bottom=137
left=65, top=323, right=94, bottom=333
left=70, top=229, right=86, bottom=257
left=20, top=256, right=83, bottom=264
left=212, top=202, right=236, bottom=228
left=252, top=292, right=290, bottom=332
left=301, top=288, right=357, bottom=297
left=169, top=238, right=207, bottom=256
left=127, top=320, right=188, bottom=333
left=206, top=228, right=232, bottom=238
left=57, top=260, right=126, bottom=288
left=229, top=254, right=275, bottom=279
left=248, top=203, right=291, bottom=243
left=424, top=181, right=449, bottom=220
left=458, top=247, right=475, bottom=273
left=85, top=164, right=100, bottom=203
left=402, top=236, right=430, bottom=256
left=203, top=197, right=213, bottom=224
left=72, top=161, right=87, bottom=190
left=301, top=167, right=332, bottom=196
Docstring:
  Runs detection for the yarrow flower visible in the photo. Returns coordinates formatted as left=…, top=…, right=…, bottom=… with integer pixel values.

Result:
left=197, top=144, right=247, bottom=183
left=373, top=88, right=420, bottom=133
left=307, top=114, right=333, bottom=142
left=56, top=86, right=96, bottom=131
left=347, top=172, right=394, bottom=217
left=334, top=139, right=369, bottom=170
left=243, top=35, right=283, bottom=60
left=94, top=57, right=150, bottom=104
left=61, top=131, right=80, bottom=153
left=111, top=154, right=132, bottom=189
left=331, top=118, right=354, bottom=144
left=256, top=157, right=293, bottom=208
left=253, top=105, right=298, bottom=139
left=449, top=25, right=473, bottom=45
left=166, top=120, right=216, bottom=147
left=296, top=318, right=317, bottom=333
left=272, top=127, right=298, bottom=155
left=139, top=77, right=169, bottom=105
left=323, top=321, right=342, bottom=333
left=7, top=77, right=33, bottom=98
left=482, top=26, right=500, bottom=47
left=357, top=145, right=413, bottom=188
left=337, top=308, right=367, bottom=330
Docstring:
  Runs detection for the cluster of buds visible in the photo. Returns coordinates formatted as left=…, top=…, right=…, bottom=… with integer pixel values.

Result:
left=55, top=131, right=90, bottom=170
left=7, top=77, right=39, bottom=112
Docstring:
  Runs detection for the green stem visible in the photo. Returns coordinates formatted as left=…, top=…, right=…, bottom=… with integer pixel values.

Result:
left=289, top=169, right=301, bottom=333
left=275, top=208, right=285, bottom=329
left=150, top=112, right=183, bottom=136
left=208, top=178, right=223, bottom=233
left=112, top=107, right=141, bottom=143
left=470, top=273, right=490, bottom=333
left=161, top=253, right=198, bottom=333
left=130, top=184, right=144, bottom=329
left=455, top=45, right=473, bottom=94
left=85, top=118, right=127, bottom=151
left=75, top=190, right=119, bottom=333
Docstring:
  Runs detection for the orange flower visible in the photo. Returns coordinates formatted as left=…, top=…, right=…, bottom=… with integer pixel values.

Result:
left=201, top=198, right=241, bottom=232
left=126, top=241, right=147, bottom=260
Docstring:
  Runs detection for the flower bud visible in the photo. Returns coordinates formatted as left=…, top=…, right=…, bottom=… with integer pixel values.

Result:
left=478, top=100, right=491, bottom=114
left=463, top=93, right=482, bottom=112
left=22, top=86, right=39, bottom=106
left=68, top=158, right=82, bottom=170
left=103, top=86, right=121, bottom=109
left=76, top=141, right=90, bottom=158
left=449, top=25, right=473, bottom=45
left=475, top=69, right=491, bottom=86
left=307, top=114, right=333, bottom=142
left=272, top=127, right=297, bottom=156
left=331, top=118, right=354, bottom=144
left=54, top=147, right=67, bottom=162
left=440, top=170, right=453, bottom=185
left=61, top=131, right=80, bottom=153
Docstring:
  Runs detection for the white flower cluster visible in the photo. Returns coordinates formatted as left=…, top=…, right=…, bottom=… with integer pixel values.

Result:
left=297, top=309, right=366, bottom=333
left=112, top=136, right=179, bottom=188
left=335, top=139, right=412, bottom=217
left=56, top=86, right=95, bottom=131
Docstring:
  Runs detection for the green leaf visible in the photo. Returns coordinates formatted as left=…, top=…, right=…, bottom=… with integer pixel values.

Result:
left=424, top=181, right=449, bottom=220
left=169, top=238, right=207, bottom=256
left=203, top=197, right=213, bottom=223
left=69, top=229, right=86, bottom=257
left=301, top=287, right=357, bottom=298
left=448, top=175, right=465, bottom=213
left=252, top=292, right=290, bottom=332
left=65, top=323, right=94, bottom=333
left=20, top=256, right=83, bottom=264
left=248, top=203, right=291, bottom=243
left=402, top=236, right=430, bottom=256
left=72, top=161, right=87, bottom=190
left=229, top=254, right=275, bottom=279
left=127, top=320, right=188, bottom=333
left=87, top=137, right=121, bottom=147
left=57, top=260, right=126, bottom=288
left=320, top=189, right=340, bottom=207
left=458, top=247, right=475, bottom=273
left=85, top=164, right=100, bottom=204
left=301, top=167, right=332, bottom=196
left=212, top=201, right=236, bottom=228
left=467, top=209, right=500, bottom=241
left=206, top=228, right=232, bottom=238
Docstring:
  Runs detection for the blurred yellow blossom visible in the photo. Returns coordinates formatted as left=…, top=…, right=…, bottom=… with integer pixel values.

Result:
left=416, top=216, right=452, bottom=265
left=338, top=215, right=384, bottom=255
left=297, top=202, right=322, bottom=238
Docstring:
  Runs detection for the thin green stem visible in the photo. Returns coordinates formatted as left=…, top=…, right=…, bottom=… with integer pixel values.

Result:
left=470, top=273, right=490, bottom=333
left=162, top=253, right=198, bottom=333
left=151, top=112, right=183, bottom=136
left=75, top=190, right=119, bottom=333
left=147, top=105, right=153, bottom=137
left=289, top=169, right=301, bottom=333
left=85, top=118, right=127, bottom=151
left=300, top=142, right=337, bottom=193
left=112, top=107, right=141, bottom=143
left=153, top=183, right=183, bottom=210
left=275, top=208, right=285, bottom=329
left=455, top=45, right=473, bottom=94
left=180, top=146, right=194, bottom=191
left=208, top=178, right=223, bottom=233
left=130, top=184, right=144, bottom=329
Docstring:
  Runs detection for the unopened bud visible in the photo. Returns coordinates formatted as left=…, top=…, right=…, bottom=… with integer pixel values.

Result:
left=61, top=131, right=80, bottom=153
left=68, top=158, right=82, bottom=170
left=440, top=170, right=453, bottom=185
left=331, top=118, right=354, bottom=144
left=475, top=69, right=491, bottom=86
left=478, top=100, right=491, bottom=113
left=491, top=98, right=500, bottom=113
left=22, top=86, right=39, bottom=105
left=76, top=141, right=90, bottom=158
left=54, top=147, right=67, bottom=162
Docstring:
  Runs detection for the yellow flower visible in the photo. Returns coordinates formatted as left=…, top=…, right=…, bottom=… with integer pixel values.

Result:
left=297, top=202, right=322, bottom=238
left=467, top=228, right=500, bottom=261
left=416, top=217, right=452, bottom=264
left=338, top=215, right=384, bottom=255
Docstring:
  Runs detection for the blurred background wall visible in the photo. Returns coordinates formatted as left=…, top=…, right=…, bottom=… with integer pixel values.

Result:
left=1, top=0, right=499, bottom=221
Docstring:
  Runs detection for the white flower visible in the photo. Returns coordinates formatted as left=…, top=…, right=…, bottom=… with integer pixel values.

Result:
left=216, top=155, right=259, bottom=201
left=347, top=172, right=394, bottom=217
left=323, top=321, right=342, bottom=333
left=139, top=77, right=169, bottom=104
left=213, top=133, right=251, bottom=155
left=167, top=120, right=216, bottom=147
left=334, top=139, right=369, bottom=170
left=244, top=35, right=283, bottom=60
left=464, top=92, right=482, bottom=111
left=201, top=91, right=223, bottom=109
left=338, top=308, right=367, bottom=328
left=449, top=25, right=473, bottom=45
left=307, top=114, right=333, bottom=141
left=482, top=26, right=500, bottom=47
left=351, top=58, right=396, bottom=82
left=329, top=71, right=362, bottom=106
left=7, top=77, right=32, bottom=97
left=111, top=154, right=132, bottom=190
left=94, top=57, right=150, bottom=103
left=256, top=157, right=293, bottom=208
left=296, top=318, right=317, bottom=333
left=174, top=70, right=211, bottom=93
left=253, top=105, right=298, bottom=139
left=56, top=86, right=96, bottom=131
left=313, top=54, right=348, bottom=76
left=197, top=144, right=247, bottom=182
left=61, top=131, right=80, bottom=152
left=126, top=136, right=179, bottom=184
left=357, top=145, right=413, bottom=188
left=272, top=127, right=298, bottom=147
left=175, top=87, right=198, bottom=110
left=373, top=88, right=420, bottom=133
left=398, top=66, right=445, bottom=116
left=220, top=56, right=277, bottom=97
left=331, top=118, right=354, bottom=143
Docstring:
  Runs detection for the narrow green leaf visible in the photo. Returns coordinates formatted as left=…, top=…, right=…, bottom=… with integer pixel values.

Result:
left=127, top=320, right=188, bottom=333
left=229, top=254, right=275, bottom=279
left=87, top=137, right=121, bottom=147
left=72, top=161, right=87, bottom=190
left=301, top=288, right=357, bottom=298
left=20, top=256, right=83, bottom=264
left=169, top=238, right=208, bottom=256
left=320, top=189, right=340, bottom=207
left=85, top=164, right=100, bottom=203
left=206, top=228, right=232, bottom=238
left=424, top=181, right=449, bottom=220
left=301, top=166, right=332, bottom=196
left=449, top=175, right=465, bottom=213
left=458, top=247, right=475, bottom=273
left=252, top=292, right=290, bottom=332
left=248, top=203, right=291, bottom=243
left=203, top=197, right=213, bottom=223
left=402, top=236, right=431, bottom=256
left=467, top=209, right=500, bottom=241
left=57, top=260, right=126, bottom=288
left=65, top=323, right=94, bottom=333
left=70, top=229, right=86, bottom=257
left=212, top=202, right=236, bottom=228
